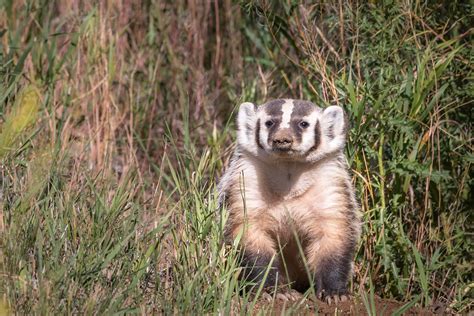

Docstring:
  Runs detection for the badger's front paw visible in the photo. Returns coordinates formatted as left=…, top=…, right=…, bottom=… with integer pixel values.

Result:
left=277, top=289, right=304, bottom=302
left=317, top=289, right=351, bottom=304
left=262, top=289, right=304, bottom=302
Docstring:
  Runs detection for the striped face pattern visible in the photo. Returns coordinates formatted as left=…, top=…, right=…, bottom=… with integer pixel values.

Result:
left=237, top=99, right=347, bottom=162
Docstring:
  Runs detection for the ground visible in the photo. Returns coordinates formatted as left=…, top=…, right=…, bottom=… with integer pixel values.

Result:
left=252, top=295, right=440, bottom=315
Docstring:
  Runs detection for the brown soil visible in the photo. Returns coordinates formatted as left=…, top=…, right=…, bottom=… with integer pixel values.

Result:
left=253, top=296, right=444, bottom=315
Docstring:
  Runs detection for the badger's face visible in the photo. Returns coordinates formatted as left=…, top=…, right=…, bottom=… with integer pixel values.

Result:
left=237, top=99, right=347, bottom=163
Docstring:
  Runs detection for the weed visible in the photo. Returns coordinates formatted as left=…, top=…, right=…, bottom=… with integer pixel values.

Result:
left=0, top=0, right=472, bottom=314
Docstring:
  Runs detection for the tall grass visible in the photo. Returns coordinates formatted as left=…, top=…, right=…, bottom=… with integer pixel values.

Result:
left=0, top=0, right=472, bottom=314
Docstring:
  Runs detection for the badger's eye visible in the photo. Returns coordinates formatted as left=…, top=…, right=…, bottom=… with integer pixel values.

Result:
left=299, top=121, right=310, bottom=128
left=265, top=120, right=274, bottom=128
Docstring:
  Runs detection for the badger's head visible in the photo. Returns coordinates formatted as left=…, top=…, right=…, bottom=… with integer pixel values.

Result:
left=237, top=99, right=347, bottom=163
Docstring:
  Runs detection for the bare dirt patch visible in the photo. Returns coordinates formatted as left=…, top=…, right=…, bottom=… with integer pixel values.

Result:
left=253, top=296, right=440, bottom=315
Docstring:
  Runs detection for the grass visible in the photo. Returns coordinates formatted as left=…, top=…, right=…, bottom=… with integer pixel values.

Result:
left=0, top=0, right=472, bottom=314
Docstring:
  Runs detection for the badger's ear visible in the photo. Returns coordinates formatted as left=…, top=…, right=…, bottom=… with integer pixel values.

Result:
left=237, top=102, right=258, bottom=154
left=237, top=102, right=256, bottom=131
left=306, top=106, right=347, bottom=162
left=322, top=105, right=347, bottom=140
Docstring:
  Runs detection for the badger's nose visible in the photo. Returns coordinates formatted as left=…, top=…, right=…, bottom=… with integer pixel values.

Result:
left=273, top=137, right=293, bottom=150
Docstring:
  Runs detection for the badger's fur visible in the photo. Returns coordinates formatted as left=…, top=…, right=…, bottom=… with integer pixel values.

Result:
left=218, top=99, right=361, bottom=302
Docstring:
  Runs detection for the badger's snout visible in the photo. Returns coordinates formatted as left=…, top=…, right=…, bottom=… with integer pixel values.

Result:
left=272, top=129, right=294, bottom=151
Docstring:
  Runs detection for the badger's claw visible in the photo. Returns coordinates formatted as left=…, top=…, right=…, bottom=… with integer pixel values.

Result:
left=263, top=289, right=304, bottom=302
left=316, top=290, right=351, bottom=304
left=278, top=289, right=303, bottom=302
left=324, top=293, right=351, bottom=304
left=262, top=292, right=273, bottom=302
left=339, top=294, right=350, bottom=302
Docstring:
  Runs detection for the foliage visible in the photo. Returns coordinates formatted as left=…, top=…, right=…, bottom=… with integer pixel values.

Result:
left=0, top=0, right=472, bottom=314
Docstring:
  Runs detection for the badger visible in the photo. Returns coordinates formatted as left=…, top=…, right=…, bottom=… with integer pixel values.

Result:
left=218, top=99, right=361, bottom=303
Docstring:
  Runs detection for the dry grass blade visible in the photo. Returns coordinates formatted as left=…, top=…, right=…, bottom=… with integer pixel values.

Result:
left=0, top=1, right=471, bottom=314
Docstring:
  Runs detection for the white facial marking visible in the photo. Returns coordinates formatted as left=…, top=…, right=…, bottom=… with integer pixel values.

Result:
left=280, top=101, right=294, bottom=129
left=300, top=111, right=320, bottom=150
left=259, top=117, right=269, bottom=148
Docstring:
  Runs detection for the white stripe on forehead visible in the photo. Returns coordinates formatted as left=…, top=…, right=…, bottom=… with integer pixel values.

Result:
left=280, top=100, right=294, bottom=128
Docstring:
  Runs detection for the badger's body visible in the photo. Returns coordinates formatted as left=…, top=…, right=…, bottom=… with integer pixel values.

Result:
left=218, top=99, right=361, bottom=302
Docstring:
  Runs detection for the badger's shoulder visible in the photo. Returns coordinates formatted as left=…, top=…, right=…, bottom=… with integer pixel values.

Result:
left=217, top=151, right=241, bottom=208
left=217, top=149, right=263, bottom=209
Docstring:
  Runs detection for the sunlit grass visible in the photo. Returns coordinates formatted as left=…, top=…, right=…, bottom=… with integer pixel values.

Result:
left=0, top=0, right=471, bottom=314
left=0, top=85, right=40, bottom=159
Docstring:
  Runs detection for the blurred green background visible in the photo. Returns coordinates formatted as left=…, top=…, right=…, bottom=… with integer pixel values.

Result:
left=0, top=0, right=472, bottom=314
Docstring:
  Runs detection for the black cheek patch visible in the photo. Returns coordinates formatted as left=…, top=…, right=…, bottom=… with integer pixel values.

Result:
left=255, top=119, right=264, bottom=149
left=267, top=120, right=280, bottom=145
left=291, top=120, right=303, bottom=143
left=308, top=121, right=321, bottom=152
